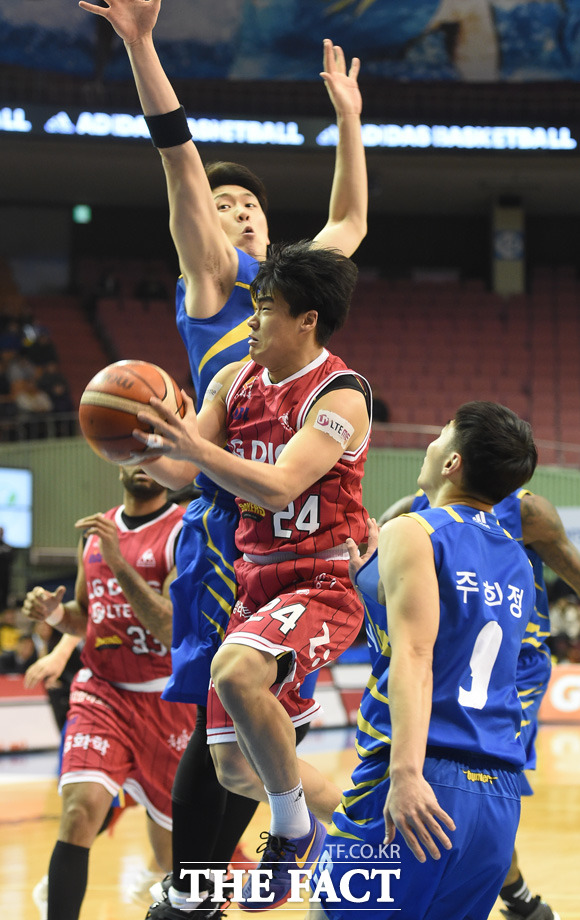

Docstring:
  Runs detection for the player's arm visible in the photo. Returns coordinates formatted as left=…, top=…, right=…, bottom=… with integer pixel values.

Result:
left=135, top=385, right=369, bottom=511
left=378, top=516, right=455, bottom=861
left=521, top=492, right=580, bottom=595
left=78, top=0, right=238, bottom=318
left=377, top=494, right=415, bottom=527
left=73, top=512, right=176, bottom=647
left=312, top=40, right=367, bottom=257
left=21, top=540, right=89, bottom=637
left=24, top=633, right=82, bottom=689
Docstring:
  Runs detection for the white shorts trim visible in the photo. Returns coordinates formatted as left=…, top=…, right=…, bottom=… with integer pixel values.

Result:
left=206, top=699, right=321, bottom=746
left=59, top=769, right=120, bottom=799
left=123, top=778, right=172, bottom=831
left=242, top=543, right=350, bottom=564
left=222, top=632, right=297, bottom=691
left=111, top=676, right=169, bottom=693
left=58, top=772, right=172, bottom=830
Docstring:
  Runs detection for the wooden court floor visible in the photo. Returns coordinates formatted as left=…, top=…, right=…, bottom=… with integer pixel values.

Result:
left=1, top=724, right=578, bottom=920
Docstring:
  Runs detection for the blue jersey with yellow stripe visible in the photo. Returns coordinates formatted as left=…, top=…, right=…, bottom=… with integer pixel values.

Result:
left=176, top=247, right=257, bottom=501
left=354, top=503, right=534, bottom=769
left=163, top=249, right=257, bottom=704
left=494, top=490, right=551, bottom=665
left=412, top=488, right=552, bottom=775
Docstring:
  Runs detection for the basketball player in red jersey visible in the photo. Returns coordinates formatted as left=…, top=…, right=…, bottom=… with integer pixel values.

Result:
left=22, top=467, right=196, bottom=920
left=135, top=241, right=372, bottom=911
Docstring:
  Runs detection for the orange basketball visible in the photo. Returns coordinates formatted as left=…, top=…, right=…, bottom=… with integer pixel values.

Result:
left=79, top=359, right=185, bottom=464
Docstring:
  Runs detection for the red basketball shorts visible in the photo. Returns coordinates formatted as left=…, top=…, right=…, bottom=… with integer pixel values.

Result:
left=59, top=669, right=196, bottom=828
left=206, top=557, right=363, bottom=744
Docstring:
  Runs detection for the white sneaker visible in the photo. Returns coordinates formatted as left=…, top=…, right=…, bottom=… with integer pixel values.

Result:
left=32, top=875, right=48, bottom=920
left=127, top=868, right=164, bottom=906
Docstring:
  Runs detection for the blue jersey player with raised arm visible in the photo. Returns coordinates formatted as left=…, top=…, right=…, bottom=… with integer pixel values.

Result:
left=380, top=483, right=578, bottom=920
left=308, top=401, right=538, bottom=920
left=78, top=1, right=368, bottom=916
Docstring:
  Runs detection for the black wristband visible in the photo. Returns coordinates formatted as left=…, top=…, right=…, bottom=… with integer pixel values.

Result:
left=144, top=106, right=192, bottom=148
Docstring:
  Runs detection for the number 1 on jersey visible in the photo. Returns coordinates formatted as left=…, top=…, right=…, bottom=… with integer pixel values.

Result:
left=458, top=620, right=503, bottom=710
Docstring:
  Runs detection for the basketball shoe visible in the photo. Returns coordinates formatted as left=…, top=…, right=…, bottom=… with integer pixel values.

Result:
left=500, top=899, right=561, bottom=920
left=240, top=810, right=326, bottom=912
left=127, top=867, right=164, bottom=906
left=146, top=872, right=232, bottom=919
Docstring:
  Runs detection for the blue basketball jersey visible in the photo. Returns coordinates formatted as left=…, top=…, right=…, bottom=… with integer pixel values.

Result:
left=163, top=249, right=258, bottom=703
left=412, top=489, right=552, bottom=774
left=176, top=247, right=258, bottom=501
left=494, top=490, right=551, bottom=663
left=355, top=503, right=535, bottom=768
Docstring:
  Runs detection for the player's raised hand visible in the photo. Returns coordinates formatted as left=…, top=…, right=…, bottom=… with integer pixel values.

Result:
left=75, top=514, right=124, bottom=570
left=78, top=0, right=162, bottom=45
left=320, top=39, right=362, bottom=117
left=346, top=517, right=378, bottom=586
left=22, top=585, right=66, bottom=623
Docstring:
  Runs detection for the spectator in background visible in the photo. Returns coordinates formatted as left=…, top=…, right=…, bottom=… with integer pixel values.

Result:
left=0, top=528, right=15, bottom=611
left=0, top=603, right=20, bottom=652
left=13, top=377, right=52, bottom=440
left=0, top=629, right=37, bottom=674
left=548, top=587, right=580, bottom=663
left=0, top=354, right=18, bottom=439
left=0, top=317, right=24, bottom=354
left=24, top=325, right=60, bottom=370
left=37, top=360, right=75, bottom=436
left=5, top=350, right=36, bottom=395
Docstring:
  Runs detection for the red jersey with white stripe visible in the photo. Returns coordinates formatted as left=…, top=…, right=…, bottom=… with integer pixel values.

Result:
left=81, top=503, right=184, bottom=685
left=225, top=349, right=371, bottom=558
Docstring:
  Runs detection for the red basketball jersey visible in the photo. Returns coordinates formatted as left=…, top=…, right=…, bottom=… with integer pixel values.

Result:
left=225, top=349, right=370, bottom=558
left=81, top=503, right=184, bottom=685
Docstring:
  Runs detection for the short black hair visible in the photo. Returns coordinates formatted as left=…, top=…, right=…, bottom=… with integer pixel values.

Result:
left=250, top=240, right=358, bottom=346
left=205, top=161, right=268, bottom=213
left=452, top=401, right=538, bottom=504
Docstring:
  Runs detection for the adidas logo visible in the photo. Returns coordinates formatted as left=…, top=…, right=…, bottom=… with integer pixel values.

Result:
left=137, top=548, right=156, bottom=567
left=472, top=512, right=489, bottom=528
left=44, top=111, right=76, bottom=135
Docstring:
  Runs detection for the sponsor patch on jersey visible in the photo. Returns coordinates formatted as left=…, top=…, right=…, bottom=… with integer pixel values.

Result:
left=239, top=501, right=266, bottom=521
left=233, top=600, right=253, bottom=618
left=278, top=411, right=294, bottom=434
left=205, top=381, right=223, bottom=402
left=462, top=770, right=497, bottom=784
left=137, top=548, right=156, bottom=567
left=313, top=410, right=354, bottom=447
left=94, top=635, right=122, bottom=650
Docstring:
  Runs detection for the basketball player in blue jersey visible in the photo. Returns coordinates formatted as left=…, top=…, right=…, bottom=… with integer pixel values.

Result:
left=78, top=2, right=368, bottom=917
left=307, top=402, right=538, bottom=920
left=379, top=486, right=580, bottom=920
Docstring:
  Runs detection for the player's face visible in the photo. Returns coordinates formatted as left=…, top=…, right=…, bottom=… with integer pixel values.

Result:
left=417, top=421, right=456, bottom=495
left=213, top=185, right=269, bottom=261
left=119, top=465, right=166, bottom=499
left=247, top=293, right=306, bottom=376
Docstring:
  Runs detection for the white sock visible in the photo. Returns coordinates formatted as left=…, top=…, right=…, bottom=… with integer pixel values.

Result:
left=169, top=884, right=209, bottom=911
left=266, top=781, right=311, bottom=838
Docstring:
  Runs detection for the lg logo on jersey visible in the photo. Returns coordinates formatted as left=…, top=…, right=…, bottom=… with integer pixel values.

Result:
left=230, top=438, right=285, bottom=463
